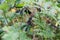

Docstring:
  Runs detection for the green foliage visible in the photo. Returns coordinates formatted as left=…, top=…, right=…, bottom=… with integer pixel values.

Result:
left=0, top=3, right=9, bottom=11
left=0, top=0, right=60, bottom=40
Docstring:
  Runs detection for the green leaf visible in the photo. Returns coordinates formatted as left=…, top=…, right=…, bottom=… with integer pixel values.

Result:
left=20, top=31, right=32, bottom=40
left=0, top=3, right=9, bottom=11
left=2, top=32, right=19, bottom=40
left=16, top=3, right=24, bottom=8
left=57, top=3, right=60, bottom=8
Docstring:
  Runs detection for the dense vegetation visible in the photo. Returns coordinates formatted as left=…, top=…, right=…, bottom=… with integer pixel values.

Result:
left=0, top=0, right=60, bottom=40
